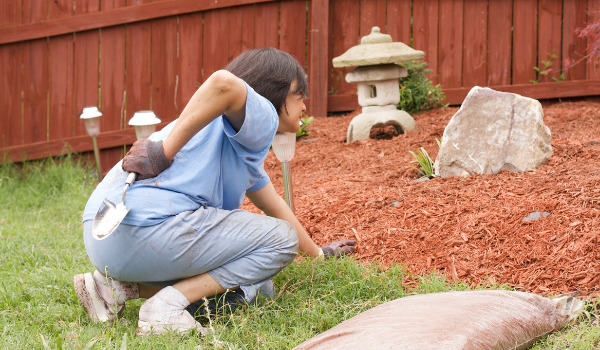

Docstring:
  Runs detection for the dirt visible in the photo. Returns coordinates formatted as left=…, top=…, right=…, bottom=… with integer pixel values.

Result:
left=241, top=99, right=600, bottom=298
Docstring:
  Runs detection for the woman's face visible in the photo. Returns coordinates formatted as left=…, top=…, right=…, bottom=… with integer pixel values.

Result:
left=277, top=80, right=306, bottom=133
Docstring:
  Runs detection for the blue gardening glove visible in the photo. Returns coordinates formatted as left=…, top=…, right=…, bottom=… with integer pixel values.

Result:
left=122, top=139, right=172, bottom=180
left=321, top=239, right=357, bottom=259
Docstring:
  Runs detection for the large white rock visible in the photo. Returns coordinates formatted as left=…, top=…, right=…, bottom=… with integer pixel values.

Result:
left=435, top=87, right=552, bottom=177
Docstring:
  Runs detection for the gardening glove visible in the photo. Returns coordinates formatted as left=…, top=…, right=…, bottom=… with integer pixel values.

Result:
left=321, top=239, right=357, bottom=259
left=122, top=139, right=172, bottom=180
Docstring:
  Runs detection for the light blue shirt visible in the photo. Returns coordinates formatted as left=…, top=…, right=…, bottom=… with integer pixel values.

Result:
left=83, top=83, right=278, bottom=226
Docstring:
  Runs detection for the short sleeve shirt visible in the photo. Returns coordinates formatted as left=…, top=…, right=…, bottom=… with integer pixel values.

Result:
left=82, top=83, right=278, bottom=226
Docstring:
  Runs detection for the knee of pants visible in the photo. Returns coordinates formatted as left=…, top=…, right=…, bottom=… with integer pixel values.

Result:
left=271, top=219, right=299, bottom=260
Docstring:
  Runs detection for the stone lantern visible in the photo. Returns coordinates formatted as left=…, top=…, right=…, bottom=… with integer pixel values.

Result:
left=332, top=26, right=425, bottom=142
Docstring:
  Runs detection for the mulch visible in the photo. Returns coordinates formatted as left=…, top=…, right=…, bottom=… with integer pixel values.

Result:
left=242, top=99, right=600, bottom=298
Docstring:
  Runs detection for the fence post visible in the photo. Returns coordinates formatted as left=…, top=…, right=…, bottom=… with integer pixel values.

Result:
left=308, top=0, right=329, bottom=117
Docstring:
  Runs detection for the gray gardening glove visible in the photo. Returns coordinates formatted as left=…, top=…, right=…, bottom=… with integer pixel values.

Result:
left=122, top=139, right=172, bottom=180
left=321, top=239, right=357, bottom=259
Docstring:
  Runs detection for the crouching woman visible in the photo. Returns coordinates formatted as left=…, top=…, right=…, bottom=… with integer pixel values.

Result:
left=73, top=48, right=356, bottom=335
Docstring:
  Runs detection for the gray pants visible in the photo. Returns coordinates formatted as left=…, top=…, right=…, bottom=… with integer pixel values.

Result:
left=83, top=207, right=299, bottom=302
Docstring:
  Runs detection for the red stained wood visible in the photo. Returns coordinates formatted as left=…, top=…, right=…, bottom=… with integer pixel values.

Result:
left=176, top=12, right=204, bottom=109
left=228, top=5, right=255, bottom=61
left=151, top=17, right=179, bottom=122
left=563, top=0, right=589, bottom=80
left=73, top=0, right=100, bottom=138
left=386, top=0, right=412, bottom=45
left=330, top=0, right=359, bottom=96
left=255, top=2, right=279, bottom=48
left=438, top=0, right=463, bottom=88
left=99, top=0, right=128, bottom=171
left=125, top=20, right=152, bottom=120
left=203, top=8, right=230, bottom=78
left=359, top=0, right=386, bottom=36
left=513, top=0, right=538, bottom=84
left=48, top=0, right=75, bottom=140
left=487, top=0, right=512, bottom=86
left=537, top=0, right=563, bottom=83
left=0, top=0, right=276, bottom=45
left=443, top=80, right=600, bottom=105
left=462, top=0, right=487, bottom=86
left=308, top=0, right=329, bottom=117
left=0, top=1, right=22, bottom=147
left=587, top=0, right=600, bottom=79
left=413, top=0, right=439, bottom=83
left=280, top=0, right=306, bottom=69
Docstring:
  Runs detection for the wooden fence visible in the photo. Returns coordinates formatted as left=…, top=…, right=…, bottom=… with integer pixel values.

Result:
left=1, top=0, right=599, bottom=173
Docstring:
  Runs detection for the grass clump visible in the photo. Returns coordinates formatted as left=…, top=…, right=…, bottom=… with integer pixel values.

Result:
left=398, top=61, right=447, bottom=115
left=1, top=158, right=599, bottom=349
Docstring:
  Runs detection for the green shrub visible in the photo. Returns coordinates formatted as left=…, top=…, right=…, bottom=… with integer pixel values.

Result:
left=398, top=62, right=447, bottom=115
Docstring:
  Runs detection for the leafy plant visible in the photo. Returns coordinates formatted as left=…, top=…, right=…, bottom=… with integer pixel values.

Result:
left=398, top=61, right=447, bottom=115
left=530, top=52, right=565, bottom=84
left=576, top=10, right=600, bottom=65
left=409, top=147, right=435, bottom=179
left=409, top=137, right=441, bottom=179
left=296, top=116, right=314, bottom=139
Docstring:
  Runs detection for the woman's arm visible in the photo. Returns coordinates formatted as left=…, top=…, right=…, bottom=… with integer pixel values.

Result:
left=161, top=70, right=247, bottom=159
left=246, top=182, right=322, bottom=257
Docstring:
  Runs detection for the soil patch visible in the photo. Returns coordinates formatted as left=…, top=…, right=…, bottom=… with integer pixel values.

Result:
left=242, top=100, right=600, bottom=297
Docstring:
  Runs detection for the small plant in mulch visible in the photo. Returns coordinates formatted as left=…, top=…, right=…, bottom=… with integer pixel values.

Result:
left=296, top=116, right=314, bottom=140
left=409, top=138, right=441, bottom=179
left=398, top=61, right=447, bottom=115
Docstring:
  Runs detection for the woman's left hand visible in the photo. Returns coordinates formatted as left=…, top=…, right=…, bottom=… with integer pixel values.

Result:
left=321, top=239, right=357, bottom=259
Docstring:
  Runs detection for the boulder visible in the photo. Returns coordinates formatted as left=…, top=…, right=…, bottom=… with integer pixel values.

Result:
left=435, top=87, right=552, bottom=177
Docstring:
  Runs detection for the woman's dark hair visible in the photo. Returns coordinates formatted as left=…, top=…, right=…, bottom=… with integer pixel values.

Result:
left=225, top=48, right=308, bottom=114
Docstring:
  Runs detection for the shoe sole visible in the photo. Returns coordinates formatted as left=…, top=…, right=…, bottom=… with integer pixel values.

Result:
left=136, top=320, right=207, bottom=336
left=73, top=273, right=113, bottom=322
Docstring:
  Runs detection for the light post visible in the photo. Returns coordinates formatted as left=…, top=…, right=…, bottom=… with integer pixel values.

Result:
left=79, top=106, right=103, bottom=180
left=128, top=110, right=161, bottom=140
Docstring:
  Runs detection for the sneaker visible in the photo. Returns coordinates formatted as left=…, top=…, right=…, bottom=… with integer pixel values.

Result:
left=186, top=289, right=247, bottom=319
left=137, top=286, right=208, bottom=336
left=73, top=272, right=125, bottom=322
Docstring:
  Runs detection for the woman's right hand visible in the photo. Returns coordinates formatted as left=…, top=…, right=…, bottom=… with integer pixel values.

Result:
left=122, top=139, right=172, bottom=180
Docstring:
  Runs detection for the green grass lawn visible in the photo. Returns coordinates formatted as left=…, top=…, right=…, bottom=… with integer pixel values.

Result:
left=0, top=158, right=598, bottom=349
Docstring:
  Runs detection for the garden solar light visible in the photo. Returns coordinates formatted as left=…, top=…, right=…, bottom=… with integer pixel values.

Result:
left=271, top=132, right=296, bottom=212
left=128, top=110, right=161, bottom=140
left=80, top=106, right=103, bottom=179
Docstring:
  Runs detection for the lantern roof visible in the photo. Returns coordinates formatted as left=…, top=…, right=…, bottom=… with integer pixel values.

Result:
left=332, top=26, right=425, bottom=68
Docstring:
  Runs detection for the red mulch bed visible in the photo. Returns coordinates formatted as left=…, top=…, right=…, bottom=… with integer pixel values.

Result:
left=242, top=100, right=600, bottom=298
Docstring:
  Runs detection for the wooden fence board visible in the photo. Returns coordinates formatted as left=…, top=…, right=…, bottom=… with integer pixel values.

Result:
left=487, top=0, right=512, bottom=85
left=537, top=0, right=563, bottom=82
left=386, top=0, right=412, bottom=45
left=203, top=8, right=230, bottom=78
left=125, top=20, right=152, bottom=119
left=512, top=0, right=537, bottom=84
left=308, top=0, right=329, bottom=117
left=73, top=0, right=100, bottom=138
left=0, top=1, right=22, bottom=148
left=280, top=0, right=307, bottom=70
left=99, top=0, right=128, bottom=171
left=359, top=0, right=386, bottom=36
left=177, top=12, right=204, bottom=110
left=228, top=5, right=255, bottom=61
left=564, top=0, right=589, bottom=80
left=255, top=2, right=279, bottom=48
left=48, top=34, right=75, bottom=140
left=438, top=0, right=463, bottom=88
left=413, top=0, right=439, bottom=82
left=462, top=0, right=487, bottom=86
left=330, top=0, right=359, bottom=96
left=151, top=17, right=179, bottom=122
left=588, top=0, right=600, bottom=79
left=48, top=0, right=75, bottom=140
